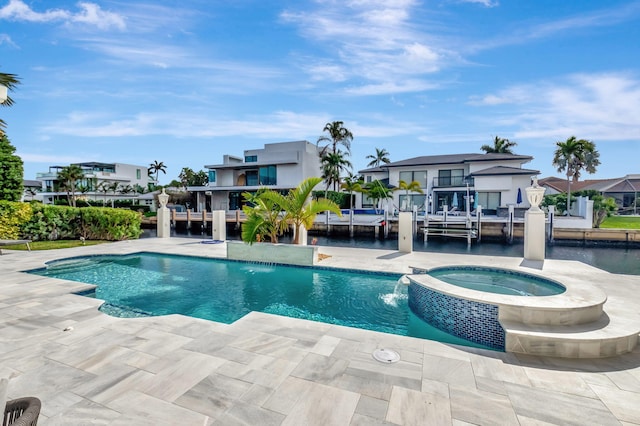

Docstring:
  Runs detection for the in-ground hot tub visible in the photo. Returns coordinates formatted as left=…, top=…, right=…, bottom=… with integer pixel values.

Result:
left=408, top=265, right=606, bottom=352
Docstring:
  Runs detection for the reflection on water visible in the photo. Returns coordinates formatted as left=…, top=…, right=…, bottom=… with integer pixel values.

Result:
left=141, top=228, right=640, bottom=276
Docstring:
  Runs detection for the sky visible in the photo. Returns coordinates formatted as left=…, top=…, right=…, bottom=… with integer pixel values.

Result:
left=1, top=0, right=639, bottom=185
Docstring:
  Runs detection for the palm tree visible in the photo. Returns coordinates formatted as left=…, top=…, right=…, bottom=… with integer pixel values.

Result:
left=481, top=136, right=517, bottom=154
left=317, top=121, right=354, bottom=156
left=366, top=148, right=391, bottom=168
left=0, top=71, right=20, bottom=133
left=241, top=177, right=341, bottom=245
left=241, top=190, right=288, bottom=244
left=281, top=177, right=342, bottom=244
left=148, top=160, right=167, bottom=186
left=321, top=151, right=352, bottom=192
left=57, top=165, right=85, bottom=207
left=552, top=136, right=600, bottom=215
left=365, top=180, right=394, bottom=214
left=397, top=180, right=424, bottom=211
left=340, top=173, right=364, bottom=209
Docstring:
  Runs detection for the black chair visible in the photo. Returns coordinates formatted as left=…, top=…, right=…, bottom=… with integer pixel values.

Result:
left=3, top=397, right=41, bottom=426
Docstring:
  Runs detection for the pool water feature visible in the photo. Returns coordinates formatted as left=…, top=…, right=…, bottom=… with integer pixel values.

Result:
left=29, top=252, right=491, bottom=350
left=426, top=266, right=565, bottom=296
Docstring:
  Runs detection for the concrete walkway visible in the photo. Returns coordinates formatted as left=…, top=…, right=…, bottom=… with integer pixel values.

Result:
left=1, top=238, right=639, bottom=425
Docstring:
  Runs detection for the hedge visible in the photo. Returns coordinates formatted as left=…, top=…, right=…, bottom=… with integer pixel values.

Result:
left=0, top=202, right=142, bottom=241
left=0, top=200, right=33, bottom=239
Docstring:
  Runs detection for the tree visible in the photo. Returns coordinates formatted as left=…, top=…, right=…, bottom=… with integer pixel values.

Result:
left=0, top=133, right=23, bottom=201
left=178, top=167, right=208, bottom=187
left=57, top=164, right=85, bottom=207
left=148, top=160, right=167, bottom=186
left=481, top=136, right=517, bottom=154
left=364, top=180, right=394, bottom=214
left=241, top=189, right=288, bottom=244
left=366, top=147, right=391, bottom=168
left=241, top=177, right=341, bottom=245
left=281, top=177, right=342, bottom=244
left=317, top=121, right=354, bottom=156
left=340, top=173, right=364, bottom=209
left=321, top=151, right=352, bottom=192
left=0, top=71, right=20, bottom=133
left=552, top=136, right=600, bottom=216
left=397, top=180, right=424, bottom=211
left=179, top=167, right=195, bottom=188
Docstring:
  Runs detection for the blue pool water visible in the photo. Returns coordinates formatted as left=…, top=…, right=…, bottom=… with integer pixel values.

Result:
left=427, top=266, right=566, bottom=296
left=30, top=252, right=491, bottom=350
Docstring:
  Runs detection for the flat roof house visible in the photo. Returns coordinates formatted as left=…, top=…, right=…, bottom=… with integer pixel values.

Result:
left=359, top=153, right=539, bottom=215
left=189, top=141, right=322, bottom=211
left=36, top=162, right=153, bottom=205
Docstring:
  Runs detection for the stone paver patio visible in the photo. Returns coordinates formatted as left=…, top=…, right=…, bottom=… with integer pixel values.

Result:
left=1, top=237, right=639, bottom=425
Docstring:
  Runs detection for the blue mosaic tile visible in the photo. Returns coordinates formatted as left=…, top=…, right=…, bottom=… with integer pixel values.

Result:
left=408, top=282, right=505, bottom=350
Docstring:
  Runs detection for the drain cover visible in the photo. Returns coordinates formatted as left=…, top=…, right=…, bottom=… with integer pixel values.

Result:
left=372, top=348, right=400, bottom=363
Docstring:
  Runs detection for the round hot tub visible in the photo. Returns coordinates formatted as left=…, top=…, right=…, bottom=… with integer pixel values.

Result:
left=426, top=266, right=565, bottom=296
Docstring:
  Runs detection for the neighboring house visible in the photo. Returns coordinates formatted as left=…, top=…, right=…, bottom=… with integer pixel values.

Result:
left=35, top=162, right=153, bottom=205
left=540, top=174, right=640, bottom=214
left=358, top=153, right=539, bottom=215
left=22, top=179, right=42, bottom=201
left=188, top=141, right=322, bottom=211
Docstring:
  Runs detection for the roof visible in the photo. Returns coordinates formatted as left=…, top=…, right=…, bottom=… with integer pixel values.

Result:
left=358, top=152, right=532, bottom=173
left=538, top=176, right=640, bottom=193
left=469, top=166, right=540, bottom=177
left=23, top=179, right=41, bottom=187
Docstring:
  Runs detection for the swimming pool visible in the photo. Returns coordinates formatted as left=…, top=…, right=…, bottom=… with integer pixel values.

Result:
left=30, top=252, right=491, bottom=350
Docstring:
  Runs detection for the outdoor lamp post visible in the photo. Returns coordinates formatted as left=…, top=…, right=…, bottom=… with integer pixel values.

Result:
left=0, top=85, right=7, bottom=103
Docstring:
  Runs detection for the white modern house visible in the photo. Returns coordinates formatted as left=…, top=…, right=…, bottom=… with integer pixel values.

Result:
left=36, top=162, right=153, bottom=205
left=359, top=153, right=539, bottom=215
left=189, top=141, right=322, bottom=211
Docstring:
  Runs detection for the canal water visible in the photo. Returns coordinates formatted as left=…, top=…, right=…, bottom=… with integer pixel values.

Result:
left=142, top=228, right=640, bottom=276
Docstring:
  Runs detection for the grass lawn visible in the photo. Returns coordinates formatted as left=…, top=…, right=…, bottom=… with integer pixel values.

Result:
left=2, top=240, right=112, bottom=251
left=600, top=216, right=640, bottom=229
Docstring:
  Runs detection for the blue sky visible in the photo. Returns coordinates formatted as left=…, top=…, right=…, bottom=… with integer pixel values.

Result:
left=1, top=0, right=639, bottom=184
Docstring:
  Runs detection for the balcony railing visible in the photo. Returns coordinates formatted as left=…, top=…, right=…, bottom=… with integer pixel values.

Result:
left=432, top=176, right=473, bottom=187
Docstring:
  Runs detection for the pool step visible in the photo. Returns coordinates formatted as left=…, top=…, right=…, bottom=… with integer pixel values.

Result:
left=502, top=310, right=640, bottom=358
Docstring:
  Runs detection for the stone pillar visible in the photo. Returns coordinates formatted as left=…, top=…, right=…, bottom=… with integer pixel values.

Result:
left=398, top=212, right=413, bottom=253
left=212, top=210, right=226, bottom=241
left=524, top=177, right=546, bottom=261
left=157, top=189, right=170, bottom=238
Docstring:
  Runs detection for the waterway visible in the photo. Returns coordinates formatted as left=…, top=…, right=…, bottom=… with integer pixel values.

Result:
left=143, top=228, right=640, bottom=276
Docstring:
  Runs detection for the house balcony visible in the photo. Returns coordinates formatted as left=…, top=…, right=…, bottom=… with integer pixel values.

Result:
left=432, top=176, right=474, bottom=187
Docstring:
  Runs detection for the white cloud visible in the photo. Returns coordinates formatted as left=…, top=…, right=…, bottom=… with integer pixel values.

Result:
left=457, top=0, right=499, bottom=7
left=70, top=2, right=125, bottom=30
left=0, top=0, right=125, bottom=30
left=0, top=33, right=17, bottom=47
left=474, top=73, right=640, bottom=142
left=281, top=0, right=449, bottom=95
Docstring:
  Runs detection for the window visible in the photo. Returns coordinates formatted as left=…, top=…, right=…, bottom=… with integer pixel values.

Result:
left=136, top=169, right=141, bottom=179
left=366, top=176, right=372, bottom=183
left=398, top=194, right=426, bottom=212
left=437, top=169, right=464, bottom=186
left=246, top=170, right=258, bottom=186
left=208, top=170, right=216, bottom=183
left=476, top=192, right=501, bottom=211
left=259, top=166, right=277, bottom=185
left=362, top=194, right=374, bottom=208
left=399, top=171, right=427, bottom=187
left=245, top=155, right=257, bottom=163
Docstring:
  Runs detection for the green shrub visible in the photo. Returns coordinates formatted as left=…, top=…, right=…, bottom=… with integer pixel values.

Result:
left=21, top=204, right=141, bottom=241
left=0, top=201, right=32, bottom=239
left=79, top=207, right=142, bottom=240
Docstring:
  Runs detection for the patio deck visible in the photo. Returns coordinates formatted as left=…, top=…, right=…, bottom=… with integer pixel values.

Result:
left=1, top=238, right=639, bottom=425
